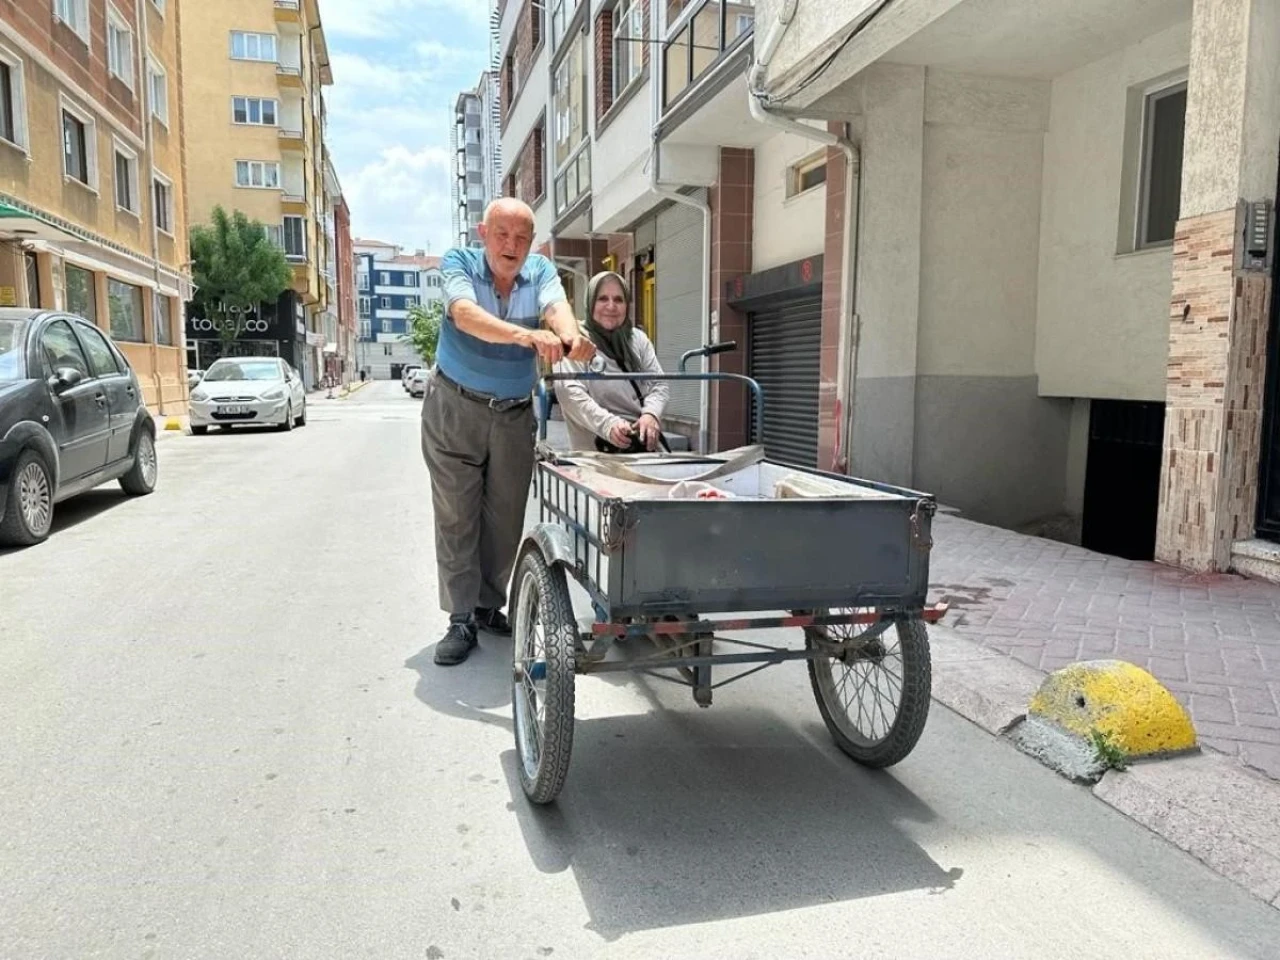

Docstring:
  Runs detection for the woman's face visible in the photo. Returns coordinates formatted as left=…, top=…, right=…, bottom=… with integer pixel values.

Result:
left=592, top=278, right=628, bottom=331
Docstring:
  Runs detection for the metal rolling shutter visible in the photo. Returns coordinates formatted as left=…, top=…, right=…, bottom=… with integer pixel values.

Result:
left=655, top=197, right=705, bottom=421
left=748, top=294, right=823, bottom=467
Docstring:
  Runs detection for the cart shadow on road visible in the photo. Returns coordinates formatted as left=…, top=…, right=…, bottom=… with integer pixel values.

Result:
left=497, top=702, right=961, bottom=942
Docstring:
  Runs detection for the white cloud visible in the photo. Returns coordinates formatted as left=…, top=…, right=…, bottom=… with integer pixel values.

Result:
left=344, top=146, right=455, bottom=252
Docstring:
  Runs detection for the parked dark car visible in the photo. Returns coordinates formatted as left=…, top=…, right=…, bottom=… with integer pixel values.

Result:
left=0, top=308, right=158, bottom=547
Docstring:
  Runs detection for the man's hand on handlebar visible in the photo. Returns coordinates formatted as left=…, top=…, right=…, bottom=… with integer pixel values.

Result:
left=519, top=329, right=567, bottom=362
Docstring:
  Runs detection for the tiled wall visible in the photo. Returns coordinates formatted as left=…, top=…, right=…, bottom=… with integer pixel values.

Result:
left=1156, top=207, right=1271, bottom=570
left=709, top=147, right=753, bottom=451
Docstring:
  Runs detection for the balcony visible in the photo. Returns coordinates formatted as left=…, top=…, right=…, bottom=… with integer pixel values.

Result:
left=278, top=128, right=305, bottom=150
left=281, top=192, right=307, bottom=213
left=662, top=0, right=755, bottom=111
left=274, top=0, right=301, bottom=23
left=553, top=140, right=592, bottom=237
left=277, top=64, right=304, bottom=89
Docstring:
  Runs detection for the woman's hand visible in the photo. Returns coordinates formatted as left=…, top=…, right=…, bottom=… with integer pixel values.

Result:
left=608, top=420, right=633, bottom=448
left=635, top=413, right=662, bottom=451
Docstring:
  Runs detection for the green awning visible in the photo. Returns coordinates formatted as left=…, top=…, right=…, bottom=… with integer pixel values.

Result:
left=0, top=199, right=80, bottom=241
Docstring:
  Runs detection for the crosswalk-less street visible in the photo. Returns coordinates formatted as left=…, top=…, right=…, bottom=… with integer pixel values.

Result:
left=2, top=382, right=1278, bottom=959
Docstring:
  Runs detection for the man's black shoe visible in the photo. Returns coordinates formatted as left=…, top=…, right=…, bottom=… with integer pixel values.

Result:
left=475, top=607, right=512, bottom=635
left=434, top=621, right=478, bottom=666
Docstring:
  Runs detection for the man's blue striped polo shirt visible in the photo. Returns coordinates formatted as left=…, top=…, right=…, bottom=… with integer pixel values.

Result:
left=438, top=246, right=567, bottom=400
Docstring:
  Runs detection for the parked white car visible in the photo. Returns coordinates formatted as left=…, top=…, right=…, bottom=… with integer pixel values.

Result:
left=401, top=364, right=422, bottom=391
left=188, top=357, right=307, bottom=434
left=407, top=366, right=429, bottom=398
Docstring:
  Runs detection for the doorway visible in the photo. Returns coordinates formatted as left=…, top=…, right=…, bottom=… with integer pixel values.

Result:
left=1081, top=399, right=1166, bottom=560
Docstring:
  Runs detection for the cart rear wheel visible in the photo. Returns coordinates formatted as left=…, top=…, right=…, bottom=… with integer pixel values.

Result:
left=805, top=614, right=931, bottom=768
left=511, top=547, right=577, bottom=804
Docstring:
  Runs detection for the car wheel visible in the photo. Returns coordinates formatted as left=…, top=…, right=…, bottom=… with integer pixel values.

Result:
left=280, top=402, right=294, bottom=431
left=191, top=425, right=209, bottom=436
left=0, top=448, right=54, bottom=547
left=119, top=429, right=158, bottom=496
left=296, top=401, right=307, bottom=427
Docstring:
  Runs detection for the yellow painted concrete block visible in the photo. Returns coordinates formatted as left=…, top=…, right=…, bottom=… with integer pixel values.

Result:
left=164, top=418, right=183, bottom=431
left=1028, top=659, right=1198, bottom=759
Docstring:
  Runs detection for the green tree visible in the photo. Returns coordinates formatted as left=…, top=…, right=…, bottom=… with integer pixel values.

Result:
left=189, top=205, right=292, bottom=352
left=402, top=300, right=443, bottom=365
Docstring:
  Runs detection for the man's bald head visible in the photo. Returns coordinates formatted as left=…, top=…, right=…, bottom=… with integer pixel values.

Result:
left=478, top=197, right=537, bottom=286
left=483, top=197, right=536, bottom=229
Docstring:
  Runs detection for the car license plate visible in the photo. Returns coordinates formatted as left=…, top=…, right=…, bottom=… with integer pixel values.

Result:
left=218, top=404, right=247, bottom=415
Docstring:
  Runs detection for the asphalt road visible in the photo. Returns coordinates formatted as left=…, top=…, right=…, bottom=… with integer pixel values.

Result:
left=3, top=380, right=1279, bottom=960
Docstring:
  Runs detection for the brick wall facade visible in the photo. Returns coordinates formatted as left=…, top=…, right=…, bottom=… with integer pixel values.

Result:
left=499, top=0, right=542, bottom=131
left=594, top=8, right=613, bottom=123
left=504, top=117, right=545, bottom=206
left=1156, top=207, right=1271, bottom=571
left=709, top=147, right=754, bottom=451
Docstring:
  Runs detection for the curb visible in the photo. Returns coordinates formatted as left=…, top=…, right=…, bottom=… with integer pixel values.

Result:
left=153, top=414, right=189, bottom=442
left=340, top=380, right=371, bottom=399
left=928, top=622, right=1280, bottom=910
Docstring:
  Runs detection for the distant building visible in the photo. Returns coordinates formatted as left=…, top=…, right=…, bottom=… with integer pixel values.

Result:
left=451, top=71, right=502, bottom=247
left=354, top=240, right=442, bottom=379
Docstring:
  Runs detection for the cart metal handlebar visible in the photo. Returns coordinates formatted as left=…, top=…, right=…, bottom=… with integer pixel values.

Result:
left=537, top=345, right=762, bottom=448
left=679, top=340, right=737, bottom=373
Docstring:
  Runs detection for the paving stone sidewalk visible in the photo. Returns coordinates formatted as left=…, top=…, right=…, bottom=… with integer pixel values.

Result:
left=929, top=514, right=1280, bottom=780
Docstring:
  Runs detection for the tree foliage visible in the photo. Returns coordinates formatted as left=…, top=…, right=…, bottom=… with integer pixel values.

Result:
left=189, top=205, right=293, bottom=346
left=403, top=300, right=443, bottom=365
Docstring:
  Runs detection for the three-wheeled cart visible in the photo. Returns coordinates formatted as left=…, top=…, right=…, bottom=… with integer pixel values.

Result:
left=511, top=345, right=947, bottom=804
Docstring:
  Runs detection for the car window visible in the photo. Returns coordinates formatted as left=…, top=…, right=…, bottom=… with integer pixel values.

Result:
left=204, top=360, right=282, bottom=381
left=76, top=323, right=124, bottom=378
left=40, top=320, right=92, bottom=381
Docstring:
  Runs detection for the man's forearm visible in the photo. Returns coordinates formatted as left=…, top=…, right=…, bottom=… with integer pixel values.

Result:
left=451, top=299, right=530, bottom=346
left=544, top=301, right=583, bottom=342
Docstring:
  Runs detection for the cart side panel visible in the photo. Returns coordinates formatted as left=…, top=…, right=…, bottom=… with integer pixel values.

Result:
left=537, top=464, right=613, bottom=610
left=615, top=498, right=932, bottom=617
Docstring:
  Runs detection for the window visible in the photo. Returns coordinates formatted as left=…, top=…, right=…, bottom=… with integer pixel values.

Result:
left=0, top=54, right=27, bottom=150
left=153, top=174, right=173, bottom=233
left=61, top=102, right=96, bottom=189
left=1137, top=81, right=1187, bottom=249
left=113, top=143, right=139, bottom=213
left=235, top=160, right=281, bottom=189
left=107, top=5, right=134, bottom=89
left=151, top=0, right=165, bottom=14
left=64, top=264, right=95, bottom=323
left=787, top=150, right=827, bottom=198
left=148, top=60, right=168, bottom=125
left=282, top=215, right=305, bottom=258
left=107, top=278, right=144, bottom=342
left=663, top=0, right=754, bottom=109
left=405, top=296, right=418, bottom=308
left=40, top=320, right=91, bottom=379
left=381, top=319, right=393, bottom=334
left=358, top=273, right=369, bottom=291
left=613, top=0, right=644, bottom=99
left=54, top=0, right=90, bottom=44
left=232, top=96, right=278, bottom=126
left=380, top=296, right=390, bottom=309
left=550, top=0, right=569, bottom=49
left=378, top=272, right=390, bottom=285
left=230, top=31, right=277, bottom=62
left=358, top=296, right=371, bottom=317
left=553, top=34, right=589, bottom=214
left=359, top=319, right=371, bottom=338
left=154, top=294, right=173, bottom=345
left=79, top=323, right=123, bottom=377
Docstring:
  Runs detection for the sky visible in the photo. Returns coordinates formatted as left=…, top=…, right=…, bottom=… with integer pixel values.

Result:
left=320, top=0, right=493, bottom=256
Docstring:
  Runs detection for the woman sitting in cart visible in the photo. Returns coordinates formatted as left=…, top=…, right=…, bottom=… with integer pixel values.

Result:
left=553, top=270, right=670, bottom=453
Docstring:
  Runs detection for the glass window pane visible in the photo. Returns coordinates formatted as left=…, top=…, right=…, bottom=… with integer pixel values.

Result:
left=65, top=265, right=96, bottom=323
left=107, top=279, right=144, bottom=342
left=78, top=323, right=122, bottom=377
left=664, top=27, right=691, bottom=105
left=1143, top=86, right=1186, bottom=246
left=691, top=2, right=721, bottom=82
left=154, top=294, right=172, bottom=345
left=41, top=320, right=91, bottom=378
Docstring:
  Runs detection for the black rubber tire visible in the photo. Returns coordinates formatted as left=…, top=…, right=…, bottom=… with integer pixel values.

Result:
left=295, top=401, right=307, bottom=427
left=0, top=448, right=54, bottom=547
left=511, top=547, right=577, bottom=805
left=191, top=425, right=209, bottom=435
left=805, top=617, right=932, bottom=768
left=280, top=403, right=294, bottom=432
left=119, top=429, right=157, bottom=496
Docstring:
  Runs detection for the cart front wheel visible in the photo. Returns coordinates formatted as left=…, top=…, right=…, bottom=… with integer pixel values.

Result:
left=804, top=614, right=931, bottom=768
left=511, top=547, right=577, bottom=804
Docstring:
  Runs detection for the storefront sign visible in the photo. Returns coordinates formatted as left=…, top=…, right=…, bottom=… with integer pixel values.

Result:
left=185, top=299, right=291, bottom=342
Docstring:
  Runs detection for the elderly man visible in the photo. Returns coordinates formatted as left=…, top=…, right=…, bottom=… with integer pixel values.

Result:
left=422, top=198, right=595, bottom=666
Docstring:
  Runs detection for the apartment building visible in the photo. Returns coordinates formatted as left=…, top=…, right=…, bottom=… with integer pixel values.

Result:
left=332, top=183, right=356, bottom=387
left=354, top=240, right=442, bottom=380
left=0, top=0, right=192, bottom=414
left=451, top=71, right=503, bottom=247
left=178, top=0, right=337, bottom=389
left=497, top=0, right=770, bottom=451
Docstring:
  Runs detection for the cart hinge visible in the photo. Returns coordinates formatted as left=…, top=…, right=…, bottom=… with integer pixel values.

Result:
left=910, top=499, right=934, bottom=550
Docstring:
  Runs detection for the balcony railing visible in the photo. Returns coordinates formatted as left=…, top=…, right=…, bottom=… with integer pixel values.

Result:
left=278, top=128, right=305, bottom=146
left=663, top=0, right=754, bottom=110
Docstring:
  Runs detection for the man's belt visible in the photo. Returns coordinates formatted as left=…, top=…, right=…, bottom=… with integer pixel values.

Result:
left=435, top=369, right=532, bottom=412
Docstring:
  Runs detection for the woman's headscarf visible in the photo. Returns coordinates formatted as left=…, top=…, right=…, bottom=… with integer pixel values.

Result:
left=583, top=271, right=639, bottom=372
